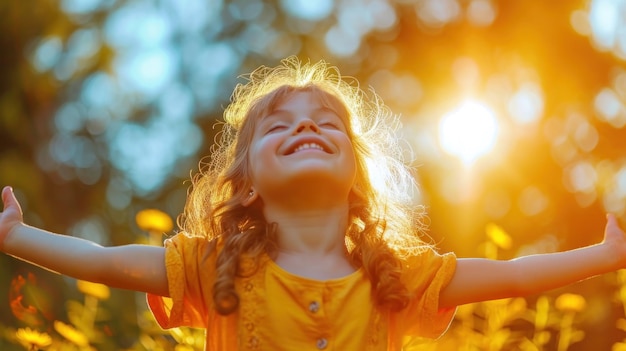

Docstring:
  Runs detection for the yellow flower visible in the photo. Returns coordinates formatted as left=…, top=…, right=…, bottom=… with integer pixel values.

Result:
left=77, top=280, right=110, bottom=300
left=136, top=209, right=174, bottom=233
left=16, top=328, right=52, bottom=349
left=485, top=223, right=512, bottom=249
left=555, top=293, right=586, bottom=313
left=54, top=321, right=89, bottom=347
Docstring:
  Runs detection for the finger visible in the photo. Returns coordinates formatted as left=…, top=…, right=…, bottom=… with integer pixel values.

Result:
left=607, top=213, right=616, bottom=224
left=1, top=186, right=10, bottom=207
left=2, top=186, right=21, bottom=213
left=606, top=213, right=623, bottom=232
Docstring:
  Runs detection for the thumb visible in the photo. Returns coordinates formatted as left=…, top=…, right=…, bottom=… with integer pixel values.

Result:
left=607, top=213, right=616, bottom=224
left=2, top=186, right=22, bottom=214
left=606, top=213, right=623, bottom=233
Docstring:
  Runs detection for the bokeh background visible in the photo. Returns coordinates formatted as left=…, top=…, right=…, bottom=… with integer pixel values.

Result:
left=2, top=0, right=626, bottom=350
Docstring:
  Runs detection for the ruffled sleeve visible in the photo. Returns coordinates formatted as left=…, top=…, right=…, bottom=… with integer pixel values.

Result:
left=146, top=233, right=218, bottom=329
left=391, top=248, right=457, bottom=344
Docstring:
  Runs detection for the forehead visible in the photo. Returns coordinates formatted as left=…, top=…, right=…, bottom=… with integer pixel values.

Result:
left=270, top=91, right=328, bottom=113
left=261, top=86, right=349, bottom=119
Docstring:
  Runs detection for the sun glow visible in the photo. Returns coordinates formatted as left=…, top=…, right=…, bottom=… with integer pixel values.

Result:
left=439, top=100, right=499, bottom=164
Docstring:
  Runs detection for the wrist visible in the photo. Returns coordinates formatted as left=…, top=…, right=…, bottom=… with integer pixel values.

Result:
left=1, top=221, right=24, bottom=253
left=600, top=240, right=625, bottom=273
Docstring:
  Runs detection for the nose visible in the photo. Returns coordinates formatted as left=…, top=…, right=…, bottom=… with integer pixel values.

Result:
left=294, top=118, right=320, bottom=134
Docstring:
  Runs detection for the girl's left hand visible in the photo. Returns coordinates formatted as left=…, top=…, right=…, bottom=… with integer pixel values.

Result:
left=602, top=213, right=626, bottom=268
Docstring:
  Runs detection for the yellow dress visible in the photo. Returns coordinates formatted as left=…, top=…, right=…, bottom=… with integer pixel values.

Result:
left=147, top=233, right=457, bottom=351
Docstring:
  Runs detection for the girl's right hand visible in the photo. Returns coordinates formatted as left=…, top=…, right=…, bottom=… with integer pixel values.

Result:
left=0, top=186, right=24, bottom=251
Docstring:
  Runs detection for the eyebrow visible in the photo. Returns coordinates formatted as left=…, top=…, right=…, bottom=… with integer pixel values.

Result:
left=264, top=106, right=340, bottom=119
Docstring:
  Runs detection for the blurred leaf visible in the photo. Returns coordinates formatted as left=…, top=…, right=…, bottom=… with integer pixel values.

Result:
left=486, top=223, right=513, bottom=250
left=77, top=280, right=110, bottom=301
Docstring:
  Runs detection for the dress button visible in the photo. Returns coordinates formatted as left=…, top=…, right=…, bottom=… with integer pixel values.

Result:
left=248, top=336, right=259, bottom=349
left=316, top=338, right=328, bottom=349
left=309, top=301, right=320, bottom=313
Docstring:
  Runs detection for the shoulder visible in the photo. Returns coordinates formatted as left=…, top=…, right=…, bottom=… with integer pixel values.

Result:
left=401, top=246, right=456, bottom=266
left=163, top=232, right=221, bottom=265
left=400, top=247, right=457, bottom=289
left=165, top=231, right=220, bottom=248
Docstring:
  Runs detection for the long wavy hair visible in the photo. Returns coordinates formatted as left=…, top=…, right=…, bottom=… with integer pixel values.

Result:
left=178, top=56, right=431, bottom=315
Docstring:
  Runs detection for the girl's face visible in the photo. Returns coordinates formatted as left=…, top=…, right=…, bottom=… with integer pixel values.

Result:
left=247, top=90, right=357, bottom=203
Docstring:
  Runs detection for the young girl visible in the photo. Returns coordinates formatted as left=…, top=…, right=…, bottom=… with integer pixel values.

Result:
left=1, top=57, right=625, bottom=351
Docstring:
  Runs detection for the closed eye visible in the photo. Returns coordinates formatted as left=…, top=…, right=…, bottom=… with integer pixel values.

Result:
left=266, top=125, right=287, bottom=134
left=319, top=120, right=347, bottom=133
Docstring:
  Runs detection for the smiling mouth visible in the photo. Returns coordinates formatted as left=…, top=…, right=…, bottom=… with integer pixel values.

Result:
left=290, top=142, right=328, bottom=154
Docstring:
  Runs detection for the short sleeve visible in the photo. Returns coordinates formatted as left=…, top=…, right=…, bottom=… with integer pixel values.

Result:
left=146, top=233, right=218, bottom=329
left=393, top=248, right=457, bottom=342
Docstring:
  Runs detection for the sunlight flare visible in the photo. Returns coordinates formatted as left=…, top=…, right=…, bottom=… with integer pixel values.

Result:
left=438, top=100, right=499, bottom=164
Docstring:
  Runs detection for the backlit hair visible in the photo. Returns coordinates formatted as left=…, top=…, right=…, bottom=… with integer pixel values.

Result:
left=178, top=56, right=431, bottom=314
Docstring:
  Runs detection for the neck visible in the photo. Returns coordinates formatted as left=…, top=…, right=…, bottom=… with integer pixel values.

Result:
left=263, top=203, right=357, bottom=280
left=263, top=202, right=350, bottom=255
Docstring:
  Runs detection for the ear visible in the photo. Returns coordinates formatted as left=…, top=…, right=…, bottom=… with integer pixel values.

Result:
left=242, top=189, right=259, bottom=207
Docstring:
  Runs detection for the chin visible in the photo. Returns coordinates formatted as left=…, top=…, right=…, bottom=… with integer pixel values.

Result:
left=265, top=173, right=353, bottom=197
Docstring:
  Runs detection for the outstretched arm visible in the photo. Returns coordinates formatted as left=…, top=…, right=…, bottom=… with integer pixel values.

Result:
left=439, top=214, right=625, bottom=309
left=0, top=186, right=169, bottom=297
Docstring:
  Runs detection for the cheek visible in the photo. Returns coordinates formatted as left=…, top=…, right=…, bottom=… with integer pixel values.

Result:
left=345, top=139, right=361, bottom=181
left=251, top=137, right=274, bottom=158
left=248, top=138, right=277, bottom=174
left=342, top=140, right=358, bottom=179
